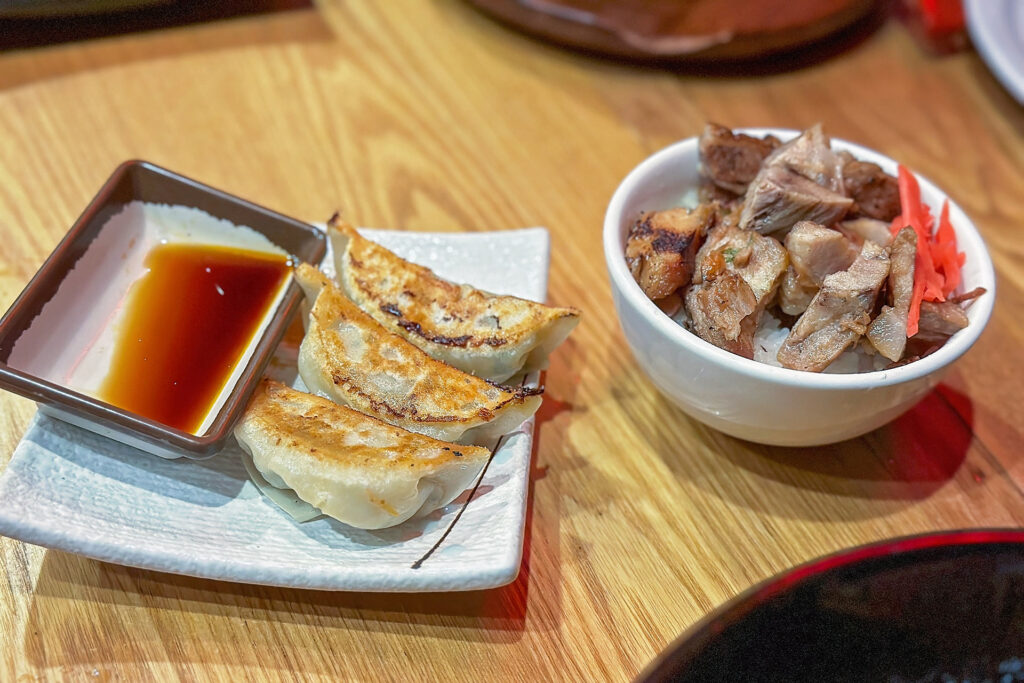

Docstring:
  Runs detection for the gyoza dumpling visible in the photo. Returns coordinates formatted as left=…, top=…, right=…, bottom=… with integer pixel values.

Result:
left=294, top=264, right=542, bottom=444
left=235, top=380, right=490, bottom=529
left=328, top=215, right=580, bottom=383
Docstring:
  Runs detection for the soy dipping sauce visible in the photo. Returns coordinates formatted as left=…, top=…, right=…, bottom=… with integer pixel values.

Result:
left=98, top=242, right=290, bottom=434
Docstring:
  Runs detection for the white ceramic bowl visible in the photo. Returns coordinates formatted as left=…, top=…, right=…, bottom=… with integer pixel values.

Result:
left=603, top=129, right=996, bottom=447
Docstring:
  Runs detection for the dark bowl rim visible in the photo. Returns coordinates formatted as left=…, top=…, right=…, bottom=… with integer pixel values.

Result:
left=637, top=528, right=1024, bottom=681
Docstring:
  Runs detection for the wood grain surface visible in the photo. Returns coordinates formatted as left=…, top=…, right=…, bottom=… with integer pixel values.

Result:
left=1, top=1, right=1022, bottom=680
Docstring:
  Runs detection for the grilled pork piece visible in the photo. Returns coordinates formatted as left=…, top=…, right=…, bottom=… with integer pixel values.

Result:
left=685, top=224, right=788, bottom=358
left=913, top=300, right=969, bottom=344
left=949, top=287, right=987, bottom=305
left=838, top=217, right=894, bottom=248
left=777, top=241, right=890, bottom=372
left=767, top=123, right=845, bottom=191
left=699, top=123, right=781, bottom=195
left=867, top=227, right=917, bottom=361
left=697, top=224, right=789, bottom=302
left=779, top=221, right=859, bottom=316
left=740, top=124, right=853, bottom=235
left=713, top=199, right=744, bottom=230
left=946, top=286, right=987, bottom=305
left=843, top=159, right=900, bottom=221
left=626, top=204, right=715, bottom=301
left=685, top=272, right=758, bottom=357
left=698, top=178, right=742, bottom=207
left=907, top=288, right=986, bottom=352
left=740, top=167, right=853, bottom=236
left=904, top=291, right=985, bottom=358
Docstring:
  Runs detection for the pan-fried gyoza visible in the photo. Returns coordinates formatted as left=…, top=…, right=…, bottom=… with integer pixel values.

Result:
left=235, top=380, right=491, bottom=530
left=236, top=221, right=580, bottom=530
left=328, top=216, right=579, bottom=383
left=294, top=263, right=542, bottom=444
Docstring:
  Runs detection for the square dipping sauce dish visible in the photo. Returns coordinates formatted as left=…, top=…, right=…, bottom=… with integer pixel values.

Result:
left=0, top=161, right=326, bottom=459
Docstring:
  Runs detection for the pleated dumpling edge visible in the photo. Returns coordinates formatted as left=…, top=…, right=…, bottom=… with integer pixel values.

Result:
left=293, top=263, right=543, bottom=445
left=328, top=215, right=579, bottom=383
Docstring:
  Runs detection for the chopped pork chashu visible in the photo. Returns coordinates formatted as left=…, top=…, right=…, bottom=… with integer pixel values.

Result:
left=914, top=300, right=969, bottom=344
left=768, top=123, right=845, bottom=191
left=842, top=159, right=901, bottom=221
left=867, top=227, right=917, bottom=361
left=740, top=165, right=853, bottom=236
left=698, top=179, right=743, bottom=207
left=779, top=221, right=859, bottom=316
left=904, top=289, right=985, bottom=356
left=630, top=123, right=981, bottom=372
left=685, top=223, right=788, bottom=358
left=698, top=123, right=781, bottom=195
left=838, top=217, right=894, bottom=248
left=626, top=204, right=715, bottom=301
left=685, top=273, right=758, bottom=356
left=713, top=200, right=744, bottom=229
left=695, top=224, right=790, bottom=302
left=949, top=287, right=987, bottom=306
left=777, top=241, right=890, bottom=372
left=739, top=124, right=853, bottom=235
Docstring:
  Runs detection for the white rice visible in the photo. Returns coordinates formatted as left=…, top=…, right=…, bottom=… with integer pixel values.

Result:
left=678, top=187, right=701, bottom=210
left=752, top=312, right=789, bottom=368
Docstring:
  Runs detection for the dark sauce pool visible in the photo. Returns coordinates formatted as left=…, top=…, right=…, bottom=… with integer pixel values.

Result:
left=98, top=242, right=290, bottom=434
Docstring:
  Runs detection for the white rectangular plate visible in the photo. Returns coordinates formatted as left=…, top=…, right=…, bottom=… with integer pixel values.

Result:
left=0, top=227, right=551, bottom=591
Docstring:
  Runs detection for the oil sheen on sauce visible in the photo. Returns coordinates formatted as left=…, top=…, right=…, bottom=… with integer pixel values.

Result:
left=98, top=242, right=290, bottom=434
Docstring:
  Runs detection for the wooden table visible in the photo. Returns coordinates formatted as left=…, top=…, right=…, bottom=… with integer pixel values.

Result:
left=1, top=2, right=1022, bottom=680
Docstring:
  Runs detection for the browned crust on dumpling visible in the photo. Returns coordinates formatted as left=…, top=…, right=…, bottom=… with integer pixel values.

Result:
left=295, top=263, right=542, bottom=432
left=240, top=380, right=490, bottom=470
left=328, top=215, right=579, bottom=351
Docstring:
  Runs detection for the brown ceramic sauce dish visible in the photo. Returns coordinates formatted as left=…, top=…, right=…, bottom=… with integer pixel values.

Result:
left=0, top=161, right=326, bottom=459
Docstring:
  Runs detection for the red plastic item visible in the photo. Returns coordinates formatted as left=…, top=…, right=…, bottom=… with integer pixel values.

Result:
left=900, top=0, right=966, bottom=53
left=920, top=0, right=965, bottom=33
